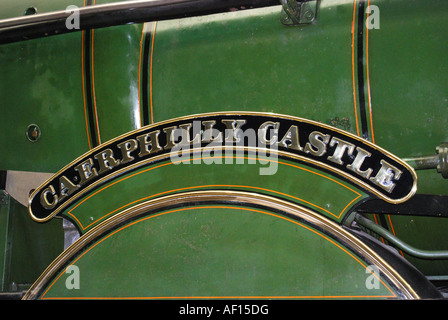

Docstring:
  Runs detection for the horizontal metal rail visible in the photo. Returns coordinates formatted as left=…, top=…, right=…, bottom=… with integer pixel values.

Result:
left=354, top=214, right=448, bottom=260
left=0, top=0, right=281, bottom=44
left=354, top=194, right=448, bottom=218
left=403, top=155, right=439, bottom=170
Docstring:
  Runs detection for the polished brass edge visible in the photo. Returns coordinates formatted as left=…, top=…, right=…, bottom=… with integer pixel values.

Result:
left=23, top=190, right=418, bottom=300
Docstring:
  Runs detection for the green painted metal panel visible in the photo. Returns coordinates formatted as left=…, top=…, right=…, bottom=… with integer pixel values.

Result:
left=362, top=0, right=448, bottom=278
left=377, top=215, right=448, bottom=278
left=62, top=157, right=366, bottom=233
left=5, top=198, right=63, bottom=291
left=0, top=191, right=11, bottom=291
left=90, top=24, right=144, bottom=143
left=0, top=32, right=90, bottom=172
left=0, top=0, right=84, bottom=20
left=0, top=192, right=63, bottom=293
left=368, top=0, right=448, bottom=195
left=151, top=5, right=357, bottom=129
left=0, top=0, right=447, bottom=298
left=39, top=206, right=398, bottom=299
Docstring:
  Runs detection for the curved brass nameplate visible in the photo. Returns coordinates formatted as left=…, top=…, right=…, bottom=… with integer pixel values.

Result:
left=28, top=112, right=417, bottom=222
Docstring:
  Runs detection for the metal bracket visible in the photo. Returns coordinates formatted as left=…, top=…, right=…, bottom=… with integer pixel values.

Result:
left=436, top=143, right=448, bottom=178
left=280, top=0, right=319, bottom=26
left=403, top=142, right=448, bottom=179
left=354, top=214, right=448, bottom=260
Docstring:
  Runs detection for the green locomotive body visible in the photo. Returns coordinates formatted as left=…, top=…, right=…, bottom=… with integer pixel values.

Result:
left=0, top=0, right=447, bottom=300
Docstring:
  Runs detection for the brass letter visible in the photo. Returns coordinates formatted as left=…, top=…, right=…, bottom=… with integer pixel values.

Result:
left=178, top=123, right=201, bottom=146
left=117, top=139, right=138, bottom=164
left=258, top=121, right=280, bottom=146
left=94, top=149, right=120, bottom=175
left=58, top=176, right=80, bottom=201
left=277, top=125, right=302, bottom=151
left=327, top=137, right=355, bottom=165
left=346, top=147, right=373, bottom=179
left=304, top=131, right=330, bottom=156
left=40, top=185, right=58, bottom=210
left=74, top=158, right=98, bottom=185
left=221, top=119, right=246, bottom=142
left=137, top=130, right=163, bottom=157
left=163, top=126, right=179, bottom=150
left=201, top=120, right=222, bottom=143
left=370, top=160, right=402, bottom=193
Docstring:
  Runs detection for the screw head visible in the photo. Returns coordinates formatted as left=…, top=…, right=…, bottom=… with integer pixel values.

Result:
left=24, top=7, right=37, bottom=15
left=26, top=124, right=41, bottom=142
left=304, top=10, right=314, bottom=21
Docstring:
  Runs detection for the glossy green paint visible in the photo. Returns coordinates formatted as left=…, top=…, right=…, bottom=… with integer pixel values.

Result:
left=372, top=214, right=448, bottom=277
left=2, top=0, right=446, bottom=172
left=62, top=157, right=367, bottom=233
left=0, top=192, right=10, bottom=291
left=368, top=0, right=448, bottom=194
left=0, top=192, right=63, bottom=292
left=149, top=1, right=448, bottom=278
left=152, top=5, right=356, bottom=127
left=0, top=0, right=144, bottom=173
left=0, top=0, right=84, bottom=20
left=0, top=0, right=446, bottom=172
left=40, top=206, right=397, bottom=299
left=0, top=0, right=447, bottom=296
left=365, top=0, right=448, bottom=277
left=89, top=24, right=143, bottom=143
left=0, top=33, right=90, bottom=172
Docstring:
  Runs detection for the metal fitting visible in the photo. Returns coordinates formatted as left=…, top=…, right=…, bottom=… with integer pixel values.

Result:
left=403, top=142, right=448, bottom=179
left=436, top=143, right=448, bottom=178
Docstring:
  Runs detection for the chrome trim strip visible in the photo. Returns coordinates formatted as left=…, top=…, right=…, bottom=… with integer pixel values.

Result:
left=0, top=0, right=280, bottom=44
left=24, top=190, right=419, bottom=299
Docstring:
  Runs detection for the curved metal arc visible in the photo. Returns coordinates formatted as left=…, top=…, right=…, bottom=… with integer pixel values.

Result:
left=29, top=146, right=361, bottom=223
left=28, top=111, right=418, bottom=224
left=23, top=190, right=419, bottom=300
left=0, top=0, right=280, bottom=44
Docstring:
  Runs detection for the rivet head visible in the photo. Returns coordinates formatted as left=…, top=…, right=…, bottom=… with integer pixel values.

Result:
left=26, top=124, right=41, bottom=142
left=304, top=10, right=314, bottom=21
left=24, top=7, right=37, bottom=15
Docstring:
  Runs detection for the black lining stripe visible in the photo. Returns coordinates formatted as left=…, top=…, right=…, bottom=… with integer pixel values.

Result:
left=83, top=0, right=98, bottom=148
left=141, top=23, right=153, bottom=127
left=0, top=170, right=6, bottom=190
left=377, top=213, right=389, bottom=232
left=83, top=29, right=97, bottom=148
left=356, top=2, right=400, bottom=251
left=356, top=0, right=369, bottom=141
